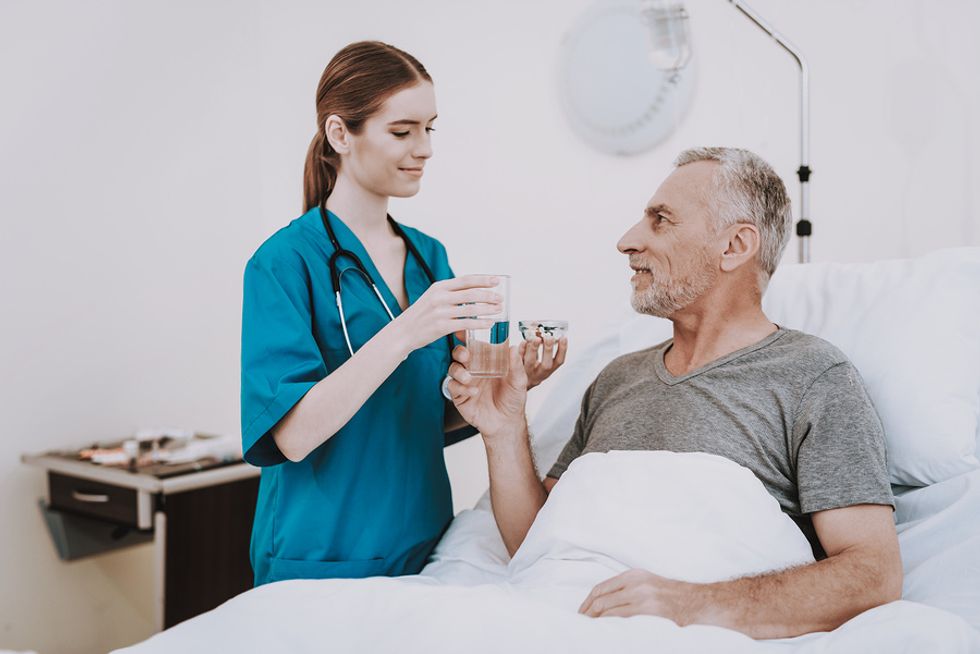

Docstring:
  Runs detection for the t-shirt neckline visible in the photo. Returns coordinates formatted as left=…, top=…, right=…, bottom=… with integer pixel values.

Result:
left=654, top=327, right=787, bottom=386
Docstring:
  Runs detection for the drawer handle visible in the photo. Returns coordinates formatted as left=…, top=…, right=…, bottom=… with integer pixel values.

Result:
left=72, top=490, right=110, bottom=503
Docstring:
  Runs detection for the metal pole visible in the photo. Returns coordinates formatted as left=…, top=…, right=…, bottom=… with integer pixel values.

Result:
left=728, top=0, right=812, bottom=263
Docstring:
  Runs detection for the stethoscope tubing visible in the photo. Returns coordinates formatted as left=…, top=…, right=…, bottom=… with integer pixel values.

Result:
left=319, top=202, right=452, bottom=359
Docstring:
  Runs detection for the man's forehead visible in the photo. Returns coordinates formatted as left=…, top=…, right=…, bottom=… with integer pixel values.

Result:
left=646, top=161, right=718, bottom=213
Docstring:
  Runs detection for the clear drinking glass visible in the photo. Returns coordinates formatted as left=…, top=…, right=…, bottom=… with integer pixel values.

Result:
left=466, top=275, right=510, bottom=378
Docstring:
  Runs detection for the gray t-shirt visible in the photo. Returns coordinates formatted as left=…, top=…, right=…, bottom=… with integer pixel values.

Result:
left=547, top=328, right=894, bottom=559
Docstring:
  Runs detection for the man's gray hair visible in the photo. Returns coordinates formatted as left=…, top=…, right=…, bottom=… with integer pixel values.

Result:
left=674, top=147, right=792, bottom=290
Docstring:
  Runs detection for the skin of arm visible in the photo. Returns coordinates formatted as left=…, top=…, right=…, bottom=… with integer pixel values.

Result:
left=579, top=503, right=903, bottom=639
left=447, top=344, right=569, bottom=555
left=271, top=276, right=501, bottom=462
left=484, top=422, right=550, bottom=556
left=272, top=318, right=416, bottom=462
left=273, top=282, right=571, bottom=460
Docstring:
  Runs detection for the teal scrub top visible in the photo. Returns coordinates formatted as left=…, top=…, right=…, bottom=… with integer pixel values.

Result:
left=240, top=206, right=475, bottom=586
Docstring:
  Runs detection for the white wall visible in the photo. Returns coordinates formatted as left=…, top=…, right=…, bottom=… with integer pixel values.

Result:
left=2, top=1, right=978, bottom=652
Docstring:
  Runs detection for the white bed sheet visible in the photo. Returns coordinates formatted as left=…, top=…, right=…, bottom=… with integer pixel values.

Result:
left=115, top=245, right=980, bottom=653
left=114, top=464, right=980, bottom=654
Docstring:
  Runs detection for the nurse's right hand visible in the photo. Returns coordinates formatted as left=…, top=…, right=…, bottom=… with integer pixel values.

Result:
left=395, top=275, right=503, bottom=353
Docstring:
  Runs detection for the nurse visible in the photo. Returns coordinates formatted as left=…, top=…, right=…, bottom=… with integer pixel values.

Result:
left=241, top=41, right=567, bottom=586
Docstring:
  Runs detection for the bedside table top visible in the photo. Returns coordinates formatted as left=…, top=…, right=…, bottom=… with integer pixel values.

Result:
left=21, top=453, right=260, bottom=495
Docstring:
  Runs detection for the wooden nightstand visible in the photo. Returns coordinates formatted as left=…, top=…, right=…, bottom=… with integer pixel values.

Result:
left=22, top=451, right=260, bottom=631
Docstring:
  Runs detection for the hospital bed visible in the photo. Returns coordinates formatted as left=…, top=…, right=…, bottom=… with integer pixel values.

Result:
left=116, top=247, right=980, bottom=653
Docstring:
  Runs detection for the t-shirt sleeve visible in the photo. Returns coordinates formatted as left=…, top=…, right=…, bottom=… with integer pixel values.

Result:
left=546, top=378, right=598, bottom=479
left=240, top=256, right=326, bottom=467
left=793, top=362, right=895, bottom=514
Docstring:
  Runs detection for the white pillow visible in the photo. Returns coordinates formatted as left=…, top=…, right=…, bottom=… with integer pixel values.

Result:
left=528, top=247, right=980, bottom=488
left=510, top=451, right=814, bottom=583
left=762, top=248, right=980, bottom=486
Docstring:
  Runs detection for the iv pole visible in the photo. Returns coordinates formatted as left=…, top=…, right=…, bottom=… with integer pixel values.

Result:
left=728, top=0, right=812, bottom=263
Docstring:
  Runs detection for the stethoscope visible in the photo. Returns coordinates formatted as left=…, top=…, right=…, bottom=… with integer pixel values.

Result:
left=319, top=202, right=454, bottom=359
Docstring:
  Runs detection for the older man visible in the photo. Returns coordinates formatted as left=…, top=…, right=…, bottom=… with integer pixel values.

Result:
left=446, top=147, right=902, bottom=639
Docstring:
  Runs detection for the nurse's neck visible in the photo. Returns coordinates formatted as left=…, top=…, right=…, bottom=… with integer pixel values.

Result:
left=325, top=175, right=399, bottom=241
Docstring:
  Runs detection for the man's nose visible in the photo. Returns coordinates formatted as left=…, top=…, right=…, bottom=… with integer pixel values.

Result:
left=617, top=222, right=644, bottom=254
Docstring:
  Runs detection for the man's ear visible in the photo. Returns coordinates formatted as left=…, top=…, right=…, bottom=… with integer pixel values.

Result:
left=720, top=223, right=760, bottom=273
left=324, top=114, right=351, bottom=155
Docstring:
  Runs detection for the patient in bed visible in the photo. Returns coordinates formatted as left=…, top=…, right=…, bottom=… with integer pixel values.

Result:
left=444, top=147, right=903, bottom=640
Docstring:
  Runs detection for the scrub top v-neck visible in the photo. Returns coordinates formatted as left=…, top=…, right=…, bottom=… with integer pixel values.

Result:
left=240, top=206, right=464, bottom=586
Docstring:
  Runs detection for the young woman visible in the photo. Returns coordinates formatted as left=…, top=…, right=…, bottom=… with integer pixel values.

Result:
left=241, top=41, right=567, bottom=586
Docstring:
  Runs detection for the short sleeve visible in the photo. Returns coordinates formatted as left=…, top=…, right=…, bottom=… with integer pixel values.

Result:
left=794, top=362, right=895, bottom=514
left=240, top=256, right=327, bottom=466
left=546, top=378, right=598, bottom=479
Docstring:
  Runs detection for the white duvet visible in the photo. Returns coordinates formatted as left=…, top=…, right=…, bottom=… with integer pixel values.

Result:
left=115, top=451, right=980, bottom=654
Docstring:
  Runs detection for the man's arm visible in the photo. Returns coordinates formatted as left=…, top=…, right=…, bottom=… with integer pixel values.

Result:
left=484, top=422, right=551, bottom=556
left=580, top=503, right=903, bottom=639
left=694, top=503, right=902, bottom=637
left=445, top=344, right=549, bottom=555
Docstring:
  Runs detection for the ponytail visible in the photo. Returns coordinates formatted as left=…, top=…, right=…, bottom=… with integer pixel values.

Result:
left=303, top=128, right=337, bottom=213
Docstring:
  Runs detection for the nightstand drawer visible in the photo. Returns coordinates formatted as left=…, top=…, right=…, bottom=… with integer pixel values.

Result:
left=48, top=472, right=141, bottom=527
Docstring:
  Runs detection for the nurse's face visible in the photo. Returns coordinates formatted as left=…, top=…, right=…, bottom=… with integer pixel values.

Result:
left=616, top=161, right=723, bottom=318
left=337, top=81, right=437, bottom=199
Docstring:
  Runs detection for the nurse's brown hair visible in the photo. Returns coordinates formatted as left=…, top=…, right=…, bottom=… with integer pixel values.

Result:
left=303, top=41, right=432, bottom=212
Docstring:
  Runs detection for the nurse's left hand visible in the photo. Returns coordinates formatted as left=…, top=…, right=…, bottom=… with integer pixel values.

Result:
left=520, top=336, right=568, bottom=390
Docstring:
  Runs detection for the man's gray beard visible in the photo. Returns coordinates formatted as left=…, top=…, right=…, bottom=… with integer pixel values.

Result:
left=630, top=253, right=717, bottom=318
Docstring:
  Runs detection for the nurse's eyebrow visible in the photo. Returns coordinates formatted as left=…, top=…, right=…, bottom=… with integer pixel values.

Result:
left=387, top=115, right=438, bottom=126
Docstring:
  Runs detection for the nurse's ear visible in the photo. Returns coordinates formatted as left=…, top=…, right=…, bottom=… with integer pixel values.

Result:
left=324, top=114, right=352, bottom=155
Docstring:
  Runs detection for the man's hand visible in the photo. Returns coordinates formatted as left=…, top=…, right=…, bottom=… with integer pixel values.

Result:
left=578, top=504, right=902, bottom=639
left=521, top=336, right=568, bottom=390
left=578, top=569, right=704, bottom=624
left=447, top=341, right=528, bottom=438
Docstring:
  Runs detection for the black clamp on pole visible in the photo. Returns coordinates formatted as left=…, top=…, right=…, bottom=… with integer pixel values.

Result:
left=795, top=165, right=813, bottom=262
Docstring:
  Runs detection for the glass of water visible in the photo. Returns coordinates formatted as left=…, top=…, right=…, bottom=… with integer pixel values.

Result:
left=466, top=275, right=510, bottom=378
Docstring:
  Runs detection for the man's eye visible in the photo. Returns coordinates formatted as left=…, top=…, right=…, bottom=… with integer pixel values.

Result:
left=392, top=131, right=409, bottom=138
left=426, top=127, right=436, bottom=134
